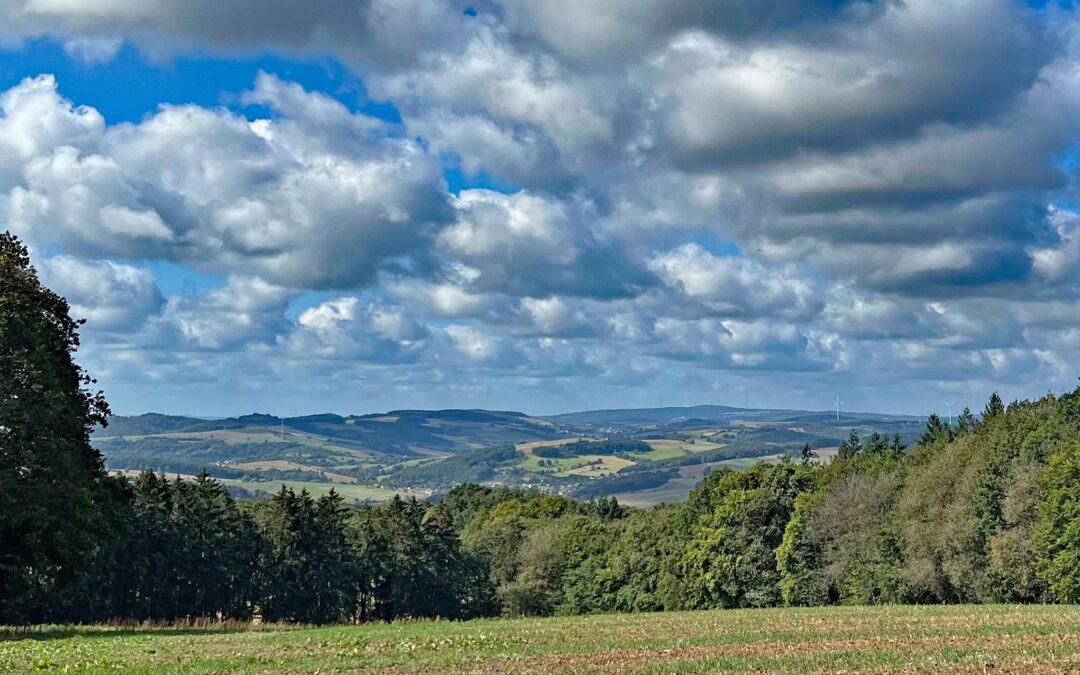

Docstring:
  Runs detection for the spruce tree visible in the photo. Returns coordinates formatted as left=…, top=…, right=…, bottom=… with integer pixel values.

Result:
left=838, top=430, right=862, bottom=459
left=918, top=413, right=951, bottom=446
left=957, top=407, right=975, bottom=435
left=983, top=392, right=1005, bottom=420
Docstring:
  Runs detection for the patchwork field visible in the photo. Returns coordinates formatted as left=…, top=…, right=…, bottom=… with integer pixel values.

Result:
left=4, top=605, right=1080, bottom=673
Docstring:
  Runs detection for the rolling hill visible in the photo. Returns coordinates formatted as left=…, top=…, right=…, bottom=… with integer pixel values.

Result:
left=93, top=404, right=926, bottom=505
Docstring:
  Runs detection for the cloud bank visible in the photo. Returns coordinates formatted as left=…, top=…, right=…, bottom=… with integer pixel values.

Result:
left=1, top=0, right=1079, bottom=415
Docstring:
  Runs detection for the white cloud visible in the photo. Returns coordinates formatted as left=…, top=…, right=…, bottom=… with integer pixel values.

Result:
left=1, top=73, right=451, bottom=288
left=37, top=255, right=163, bottom=332
left=648, top=243, right=818, bottom=320
left=62, top=37, right=122, bottom=64
left=4, top=0, right=1080, bottom=414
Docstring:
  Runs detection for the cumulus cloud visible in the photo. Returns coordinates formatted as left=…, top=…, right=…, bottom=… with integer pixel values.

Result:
left=0, top=0, right=467, bottom=68
left=37, top=255, right=163, bottom=332
left=1, top=73, right=451, bottom=288
left=3, top=0, right=1080, bottom=414
left=285, top=296, right=429, bottom=361
left=441, top=189, right=654, bottom=299
left=147, top=276, right=293, bottom=351
left=648, top=243, right=819, bottom=320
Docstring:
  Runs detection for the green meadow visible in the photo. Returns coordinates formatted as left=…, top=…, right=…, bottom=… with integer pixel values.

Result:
left=5, top=604, right=1080, bottom=673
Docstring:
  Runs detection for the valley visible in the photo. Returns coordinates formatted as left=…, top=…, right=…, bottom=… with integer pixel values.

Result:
left=94, top=405, right=923, bottom=505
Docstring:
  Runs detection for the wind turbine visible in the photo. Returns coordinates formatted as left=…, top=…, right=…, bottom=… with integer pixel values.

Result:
left=944, top=401, right=956, bottom=426
left=834, top=394, right=843, bottom=422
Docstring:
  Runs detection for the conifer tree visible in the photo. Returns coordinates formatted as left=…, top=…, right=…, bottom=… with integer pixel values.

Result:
left=983, top=392, right=1005, bottom=420
left=838, top=430, right=862, bottom=459
left=957, top=407, right=975, bottom=435
left=918, top=413, right=952, bottom=446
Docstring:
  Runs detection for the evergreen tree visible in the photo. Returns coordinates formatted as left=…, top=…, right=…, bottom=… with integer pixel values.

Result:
left=0, top=232, right=113, bottom=622
left=918, top=414, right=952, bottom=446
left=957, top=407, right=975, bottom=435
left=983, top=392, right=1005, bottom=420
left=838, top=430, right=862, bottom=460
left=889, top=434, right=906, bottom=456
left=865, top=432, right=889, bottom=455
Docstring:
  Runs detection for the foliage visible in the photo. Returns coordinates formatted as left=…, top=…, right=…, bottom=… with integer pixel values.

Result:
left=680, top=459, right=815, bottom=609
left=385, top=446, right=521, bottom=488
left=532, top=439, right=650, bottom=459
left=1035, top=442, right=1080, bottom=602
left=0, top=232, right=113, bottom=623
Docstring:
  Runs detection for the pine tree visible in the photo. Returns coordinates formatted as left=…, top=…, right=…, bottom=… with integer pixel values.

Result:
left=0, top=232, right=113, bottom=622
left=983, top=392, right=1005, bottom=420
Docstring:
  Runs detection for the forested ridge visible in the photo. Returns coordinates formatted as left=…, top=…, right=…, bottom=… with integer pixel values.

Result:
left=7, top=229, right=1080, bottom=625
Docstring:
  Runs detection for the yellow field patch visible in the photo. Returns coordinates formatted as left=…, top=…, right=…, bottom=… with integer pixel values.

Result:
left=516, top=437, right=595, bottom=453
left=562, top=454, right=636, bottom=477
left=644, top=438, right=724, bottom=454
left=321, top=471, right=358, bottom=484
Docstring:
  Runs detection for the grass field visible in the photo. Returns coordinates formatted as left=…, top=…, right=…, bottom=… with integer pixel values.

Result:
left=5, top=605, right=1080, bottom=673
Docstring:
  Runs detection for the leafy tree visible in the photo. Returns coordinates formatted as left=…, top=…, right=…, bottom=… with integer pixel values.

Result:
left=0, top=232, right=114, bottom=622
left=1035, top=442, right=1080, bottom=602
left=681, top=460, right=814, bottom=609
left=776, top=493, right=828, bottom=606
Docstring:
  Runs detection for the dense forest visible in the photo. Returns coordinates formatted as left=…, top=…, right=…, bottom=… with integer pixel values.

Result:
left=6, top=229, right=1080, bottom=625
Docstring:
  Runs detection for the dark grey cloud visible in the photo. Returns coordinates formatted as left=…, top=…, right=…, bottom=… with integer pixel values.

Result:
left=0, top=0, right=469, bottom=68
left=654, top=0, right=1052, bottom=169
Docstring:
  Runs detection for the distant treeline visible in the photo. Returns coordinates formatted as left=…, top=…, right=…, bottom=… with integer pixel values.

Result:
left=533, top=439, right=651, bottom=459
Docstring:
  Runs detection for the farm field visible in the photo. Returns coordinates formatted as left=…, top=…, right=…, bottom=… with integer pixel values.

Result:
left=4, top=605, right=1080, bottom=673
left=113, top=471, right=428, bottom=503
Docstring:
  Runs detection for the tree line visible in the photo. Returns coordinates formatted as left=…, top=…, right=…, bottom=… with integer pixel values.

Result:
left=7, top=228, right=1080, bottom=624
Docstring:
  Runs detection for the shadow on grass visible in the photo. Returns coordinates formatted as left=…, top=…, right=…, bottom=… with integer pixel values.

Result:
left=1, top=623, right=293, bottom=642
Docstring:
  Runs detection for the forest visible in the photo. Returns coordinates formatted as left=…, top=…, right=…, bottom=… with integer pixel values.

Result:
left=6, top=229, right=1080, bottom=625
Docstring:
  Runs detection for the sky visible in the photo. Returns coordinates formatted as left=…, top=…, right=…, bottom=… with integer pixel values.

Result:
left=1, top=1, right=1079, bottom=417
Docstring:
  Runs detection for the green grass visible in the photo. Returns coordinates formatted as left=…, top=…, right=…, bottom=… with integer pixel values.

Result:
left=611, top=476, right=701, bottom=506
left=4, top=605, right=1080, bottom=673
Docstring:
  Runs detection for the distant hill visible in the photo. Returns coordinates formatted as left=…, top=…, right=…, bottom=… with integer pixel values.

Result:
left=96, top=408, right=563, bottom=458
left=99, top=413, right=211, bottom=437
left=544, top=404, right=917, bottom=429
left=95, top=404, right=926, bottom=505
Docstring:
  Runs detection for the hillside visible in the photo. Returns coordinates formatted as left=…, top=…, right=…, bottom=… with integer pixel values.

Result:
left=547, top=404, right=918, bottom=429
left=93, top=404, right=924, bottom=504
